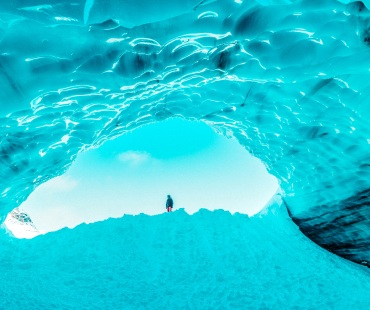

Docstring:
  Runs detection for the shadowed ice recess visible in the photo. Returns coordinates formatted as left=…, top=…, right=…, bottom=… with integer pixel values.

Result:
left=1, top=0, right=370, bottom=307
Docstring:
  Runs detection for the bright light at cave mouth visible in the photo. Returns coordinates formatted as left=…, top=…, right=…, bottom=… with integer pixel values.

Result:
left=11, top=118, right=278, bottom=234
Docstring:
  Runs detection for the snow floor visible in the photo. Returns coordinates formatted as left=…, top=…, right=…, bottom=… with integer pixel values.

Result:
left=1, top=196, right=370, bottom=309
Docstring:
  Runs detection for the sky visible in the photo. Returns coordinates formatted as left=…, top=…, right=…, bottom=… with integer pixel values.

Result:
left=21, top=118, right=279, bottom=232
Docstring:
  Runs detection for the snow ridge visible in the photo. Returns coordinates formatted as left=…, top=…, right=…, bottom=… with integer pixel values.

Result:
left=1, top=201, right=370, bottom=309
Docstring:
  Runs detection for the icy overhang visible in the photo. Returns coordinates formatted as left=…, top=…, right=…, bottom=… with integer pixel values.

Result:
left=0, top=0, right=370, bottom=265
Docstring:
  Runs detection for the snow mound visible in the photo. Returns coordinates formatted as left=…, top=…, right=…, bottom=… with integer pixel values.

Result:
left=1, top=199, right=370, bottom=309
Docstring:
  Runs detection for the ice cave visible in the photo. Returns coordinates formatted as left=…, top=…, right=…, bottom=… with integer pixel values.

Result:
left=1, top=0, right=370, bottom=308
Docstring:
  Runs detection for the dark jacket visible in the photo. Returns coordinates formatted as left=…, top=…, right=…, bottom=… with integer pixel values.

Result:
left=166, top=198, right=173, bottom=208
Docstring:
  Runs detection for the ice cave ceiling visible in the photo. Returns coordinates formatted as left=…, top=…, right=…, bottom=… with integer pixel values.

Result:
left=1, top=0, right=370, bottom=265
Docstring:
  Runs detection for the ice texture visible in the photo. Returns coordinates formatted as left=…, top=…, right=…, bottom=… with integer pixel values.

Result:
left=1, top=0, right=370, bottom=265
left=1, top=199, right=370, bottom=309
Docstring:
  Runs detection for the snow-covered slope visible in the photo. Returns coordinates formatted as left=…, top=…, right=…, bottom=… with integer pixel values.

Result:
left=1, top=198, right=370, bottom=309
left=2, top=208, right=40, bottom=239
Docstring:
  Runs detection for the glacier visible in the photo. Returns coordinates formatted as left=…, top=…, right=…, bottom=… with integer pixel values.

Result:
left=1, top=0, right=370, bottom=306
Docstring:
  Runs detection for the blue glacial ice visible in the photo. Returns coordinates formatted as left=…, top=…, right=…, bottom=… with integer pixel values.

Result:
left=1, top=0, right=370, bottom=307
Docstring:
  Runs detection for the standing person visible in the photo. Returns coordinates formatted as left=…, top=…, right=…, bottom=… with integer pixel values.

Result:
left=166, top=195, right=174, bottom=212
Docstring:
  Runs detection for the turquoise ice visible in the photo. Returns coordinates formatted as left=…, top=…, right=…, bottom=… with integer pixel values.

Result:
left=1, top=0, right=370, bottom=307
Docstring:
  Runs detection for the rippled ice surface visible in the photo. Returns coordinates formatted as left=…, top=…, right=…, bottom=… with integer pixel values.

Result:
left=1, top=197, right=370, bottom=309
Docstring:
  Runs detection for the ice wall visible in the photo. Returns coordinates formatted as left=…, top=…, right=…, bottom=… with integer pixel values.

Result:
left=1, top=0, right=370, bottom=264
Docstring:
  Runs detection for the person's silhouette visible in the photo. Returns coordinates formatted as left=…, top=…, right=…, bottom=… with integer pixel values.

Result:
left=166, top=195, right=174, bottom=212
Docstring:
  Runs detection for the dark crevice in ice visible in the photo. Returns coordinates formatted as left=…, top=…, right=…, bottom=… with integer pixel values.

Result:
left=289, top=188, right=370, bottom=266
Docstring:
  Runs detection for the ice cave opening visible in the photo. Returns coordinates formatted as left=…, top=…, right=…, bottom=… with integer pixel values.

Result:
left=3, top=0, right=370, bottom=306
left=6, top=118, right=278, bottom=235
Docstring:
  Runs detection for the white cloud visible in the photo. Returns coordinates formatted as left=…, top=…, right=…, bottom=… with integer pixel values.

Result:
left=41, top=176, right=78, bottom=192
left=118, top=151, right=151, bottom=166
